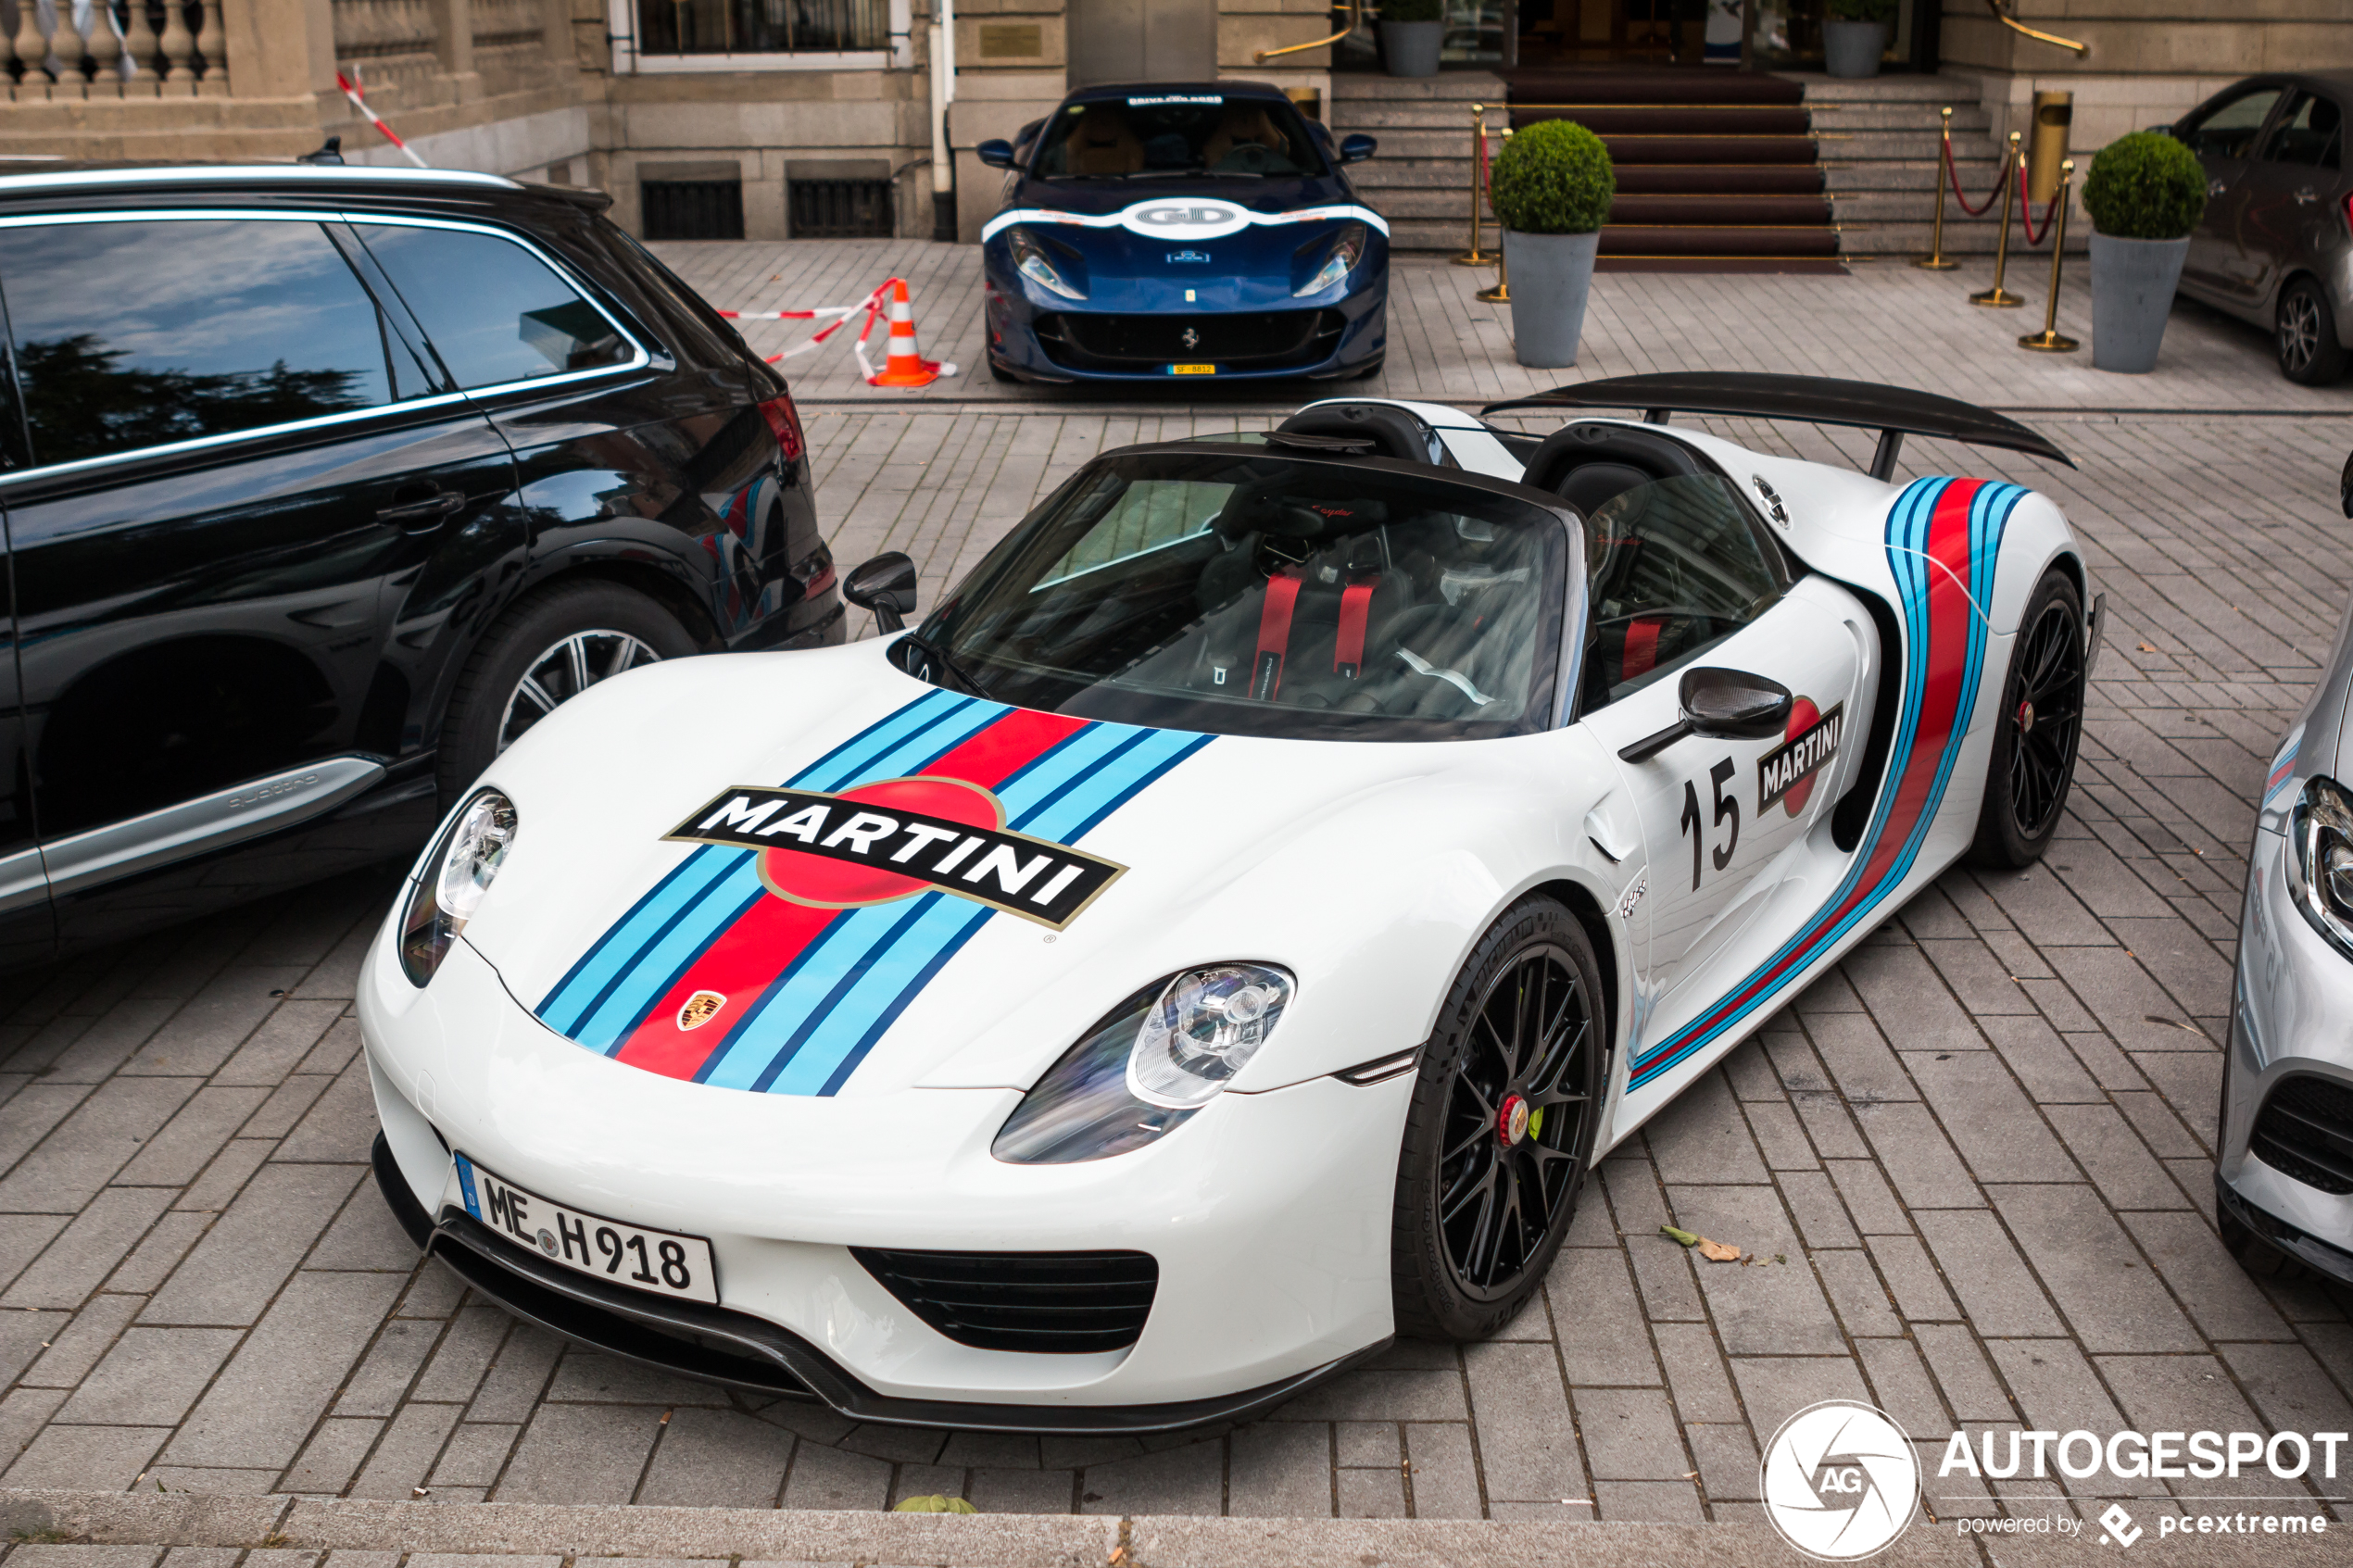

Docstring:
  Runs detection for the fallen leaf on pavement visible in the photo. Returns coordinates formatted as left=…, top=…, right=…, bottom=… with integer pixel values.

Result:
left=1696, top=1237, right=1742, bottom=1261
left=2137, top=642, right=2157, bottom=653
left=1660, top=1224, right=1700, bottom=1247
left=895, top=1496, right=979, bottom=1514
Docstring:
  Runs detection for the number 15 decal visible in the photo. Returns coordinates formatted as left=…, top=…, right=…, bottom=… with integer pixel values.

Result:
left=1678, top=758, right=1740, bottom=891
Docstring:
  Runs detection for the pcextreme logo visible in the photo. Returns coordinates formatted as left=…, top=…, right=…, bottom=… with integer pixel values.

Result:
left=1760, top=1400, right=1919, bottom=1562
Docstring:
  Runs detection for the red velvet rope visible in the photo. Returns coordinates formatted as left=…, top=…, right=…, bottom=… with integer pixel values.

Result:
left=2016, top=161, right=2066, bottom=245
left=1943, top=131, right=2006, bottom=219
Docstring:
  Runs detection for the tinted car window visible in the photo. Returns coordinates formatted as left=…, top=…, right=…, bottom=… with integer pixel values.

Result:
left=1583, top=474, right=1785, bottom=710
left=2178, top=86, right=2285, bottom=159
left=354, top=223, right=632, bottom=389
left=2263, top=91, right=2344, bottom=169
left=1032, top=94, right=1326, bottom=180
left=0, top=219, right=402, bottom=468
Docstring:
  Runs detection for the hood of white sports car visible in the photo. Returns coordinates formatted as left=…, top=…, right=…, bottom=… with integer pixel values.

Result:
left=450, top=638, right=1592, bottom=1100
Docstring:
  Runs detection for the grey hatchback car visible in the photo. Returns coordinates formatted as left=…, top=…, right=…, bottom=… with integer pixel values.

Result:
left=2168, top=71, right=2351, bottom=383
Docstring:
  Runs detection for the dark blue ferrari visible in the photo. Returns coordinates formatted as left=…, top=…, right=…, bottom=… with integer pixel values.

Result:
left=975, top=82, right=1388, bottom=384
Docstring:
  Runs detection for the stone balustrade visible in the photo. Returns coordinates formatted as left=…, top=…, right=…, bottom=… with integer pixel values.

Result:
left=0, top=0, right=231, bottom=98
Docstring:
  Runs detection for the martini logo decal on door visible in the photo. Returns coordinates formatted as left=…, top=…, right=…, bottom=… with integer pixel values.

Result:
left=1757, top=700, right=1844, bottom=817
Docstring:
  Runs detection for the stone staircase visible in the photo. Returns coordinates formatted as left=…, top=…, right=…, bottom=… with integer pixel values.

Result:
left=1330, top=72, right=1507, bottom=255
left=1800, top=74, right=2054, bottom=257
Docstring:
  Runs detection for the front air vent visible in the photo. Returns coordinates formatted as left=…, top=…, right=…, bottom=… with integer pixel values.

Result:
left=2251, top=1074, right=2353, bottom=1196
left=852, top=1247, right=1157, bottom=1354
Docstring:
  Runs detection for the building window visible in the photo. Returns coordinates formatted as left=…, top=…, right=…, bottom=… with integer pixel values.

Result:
left=635, top=0, right=888, bottom=54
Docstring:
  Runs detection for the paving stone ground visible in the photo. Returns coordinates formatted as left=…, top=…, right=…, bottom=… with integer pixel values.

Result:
left=0, top=245, right=2344, bottom=1527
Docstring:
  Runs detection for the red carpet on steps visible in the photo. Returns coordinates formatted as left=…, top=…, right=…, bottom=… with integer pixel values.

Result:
left=1496, top=66, right=1844, bottom=275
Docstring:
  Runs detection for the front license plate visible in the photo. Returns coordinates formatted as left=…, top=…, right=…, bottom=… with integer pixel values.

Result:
left=452, top=1153, right=718, bottom=1305
left=1166, top=363, right=1216, bottom=375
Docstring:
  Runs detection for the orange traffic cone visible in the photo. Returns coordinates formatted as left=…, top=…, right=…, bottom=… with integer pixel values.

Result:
left=866, top=278, right=958, bottom=388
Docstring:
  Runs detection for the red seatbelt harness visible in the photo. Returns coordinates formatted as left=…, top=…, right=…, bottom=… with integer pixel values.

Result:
left=1252, top=571, right=1303, bottom=699
left=1623, top=615, right=1665, bottom=681
left=1334, top=577, right=1378, bottom=680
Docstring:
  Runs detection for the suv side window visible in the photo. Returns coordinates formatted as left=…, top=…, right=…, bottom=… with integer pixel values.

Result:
left=0, top=218, right=416, bottom=469
left=2260, top=91, right=2344, bottom=169
left=1582, top=473, right=1786, bottom=711
left=2178, top=86, right=2285, bottom=160
left=353, top=222, right=634, bottom=390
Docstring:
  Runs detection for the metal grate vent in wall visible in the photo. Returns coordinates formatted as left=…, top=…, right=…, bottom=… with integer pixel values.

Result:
left=642, top=181, right=746, bottom=242
left=789, top=178, right=894, bottom=239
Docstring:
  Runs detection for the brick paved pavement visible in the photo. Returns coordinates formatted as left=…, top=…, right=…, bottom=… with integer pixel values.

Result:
left=0, top=251, right=2343, bottom=1530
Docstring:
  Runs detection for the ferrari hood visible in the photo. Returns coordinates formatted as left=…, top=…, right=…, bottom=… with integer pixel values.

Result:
left=454, top=642, right=1550, bottom=1100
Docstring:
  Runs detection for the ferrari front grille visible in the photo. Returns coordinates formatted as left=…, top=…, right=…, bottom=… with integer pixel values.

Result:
left=2251, top=1074, right=2353, bottom=1196
left=851, top=1247, right=1158, bottom=1354
left=1036, top=310, right=1343, bottom=370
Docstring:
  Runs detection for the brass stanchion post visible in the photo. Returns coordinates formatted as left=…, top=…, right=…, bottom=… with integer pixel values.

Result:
left=1970, top=132, right=2024, bottom=307
left=1453, top=104, right=1494, bottom=266
left=1914, top=107, right=1959, bottom=270
left=2019, top=158, right=2080, bottom=353
left=1478, top=128, right=1511, bottom=302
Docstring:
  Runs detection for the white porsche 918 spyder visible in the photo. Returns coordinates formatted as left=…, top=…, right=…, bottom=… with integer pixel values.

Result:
left=360, top=373, right=2102, bottom=1434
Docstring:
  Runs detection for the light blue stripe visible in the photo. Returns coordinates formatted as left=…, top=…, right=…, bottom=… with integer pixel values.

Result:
left=567, top=863, right=763, bottom=1049
left=799, top=690, right=975, bottom=793
left=810, top=696, right=1007, bottom=794
left=743, top=722, right=1197, bottom=1096
left=540, top=847, right=743, bottom=1034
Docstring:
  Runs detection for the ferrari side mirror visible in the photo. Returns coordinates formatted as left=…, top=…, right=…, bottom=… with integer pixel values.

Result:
left=1339, top=133, right=1377, bottom=164
left=845, top=551, right=920, bottom=633
left=976, top=139, right=1018, bottom=170
left=1617, top=667, right=1794, bottom=763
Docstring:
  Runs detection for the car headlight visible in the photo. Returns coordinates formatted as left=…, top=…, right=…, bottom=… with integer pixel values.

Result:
left=993, top=963, right=1294, bottom=1164
left=2287, top=775, right=2353, bottom=960
left=1294, top=222, right=1367, bottom=297
left=398, top=789, right=517, bottom=987
left=1007, top=226, right=1085, bottom=300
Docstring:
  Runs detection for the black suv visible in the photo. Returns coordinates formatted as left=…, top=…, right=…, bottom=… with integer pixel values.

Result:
left=0, top=162, right=842, bottom=964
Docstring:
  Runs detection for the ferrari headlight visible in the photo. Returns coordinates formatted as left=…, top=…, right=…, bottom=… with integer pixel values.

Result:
left=398, top=789, right=517, bottom=987
left=993, top=963, right=1294, bottom=1164
left=1007, top=226, right=1085, bottom=300
left=1294, top=222, right=1366, bottom=297
left=2287, top=775, right=2353, bottom=960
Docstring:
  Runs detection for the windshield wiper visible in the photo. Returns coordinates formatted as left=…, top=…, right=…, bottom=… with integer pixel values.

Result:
left=900, top=632, right=989, bottom=697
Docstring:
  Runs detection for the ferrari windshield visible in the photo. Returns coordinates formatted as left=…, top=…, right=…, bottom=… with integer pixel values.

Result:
left=903, top=451, right=1570, bottom=741
left=1032, top=95, right=1327, bottom=180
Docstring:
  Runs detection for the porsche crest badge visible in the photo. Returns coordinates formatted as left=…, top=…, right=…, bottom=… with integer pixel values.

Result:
left=677, top=990, right=727, bottom=1031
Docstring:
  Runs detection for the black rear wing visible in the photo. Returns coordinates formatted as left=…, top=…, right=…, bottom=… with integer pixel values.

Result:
left=1481, top=371, right=2073, bottom=480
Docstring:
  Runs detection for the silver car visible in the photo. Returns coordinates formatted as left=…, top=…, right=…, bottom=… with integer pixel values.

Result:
left=2170, top=71, right=2352, bottom=385
left=2220, top=450, right=2353, bottom=1285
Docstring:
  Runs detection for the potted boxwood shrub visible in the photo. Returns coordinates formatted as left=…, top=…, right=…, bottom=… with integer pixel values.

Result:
left=1489, top=119, right=1616, bottom=368
left=2081, top=130, right=2207, bottom=373
left=1821, top=0, right=1894, bottom=78
left=1380, top=0, right=1444, bottom=78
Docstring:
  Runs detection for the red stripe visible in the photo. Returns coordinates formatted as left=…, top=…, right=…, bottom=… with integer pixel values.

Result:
left=1622, top=615, right=1664, bottom=681
left=1648, top=480, right=1986, bottom=1059
left=1335, top=578, right=1376, bottom=676
left=609, top=706, right=1091, bottom=1078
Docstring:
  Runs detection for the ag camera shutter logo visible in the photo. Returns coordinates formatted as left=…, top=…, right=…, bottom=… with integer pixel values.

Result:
left=1760, top=1400, right=1919, bottom=1561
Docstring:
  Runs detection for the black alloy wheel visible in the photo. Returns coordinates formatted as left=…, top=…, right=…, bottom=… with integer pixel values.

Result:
left=1969, top=569, right=2085, bottom=868
left=2276, top=279, right=2350, bottom=386
left=1393, top=895, right=1605, bottom=1341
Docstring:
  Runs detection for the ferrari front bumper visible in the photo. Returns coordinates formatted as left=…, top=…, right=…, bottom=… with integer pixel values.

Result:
left=358, top=922, right=1412, bottom=1430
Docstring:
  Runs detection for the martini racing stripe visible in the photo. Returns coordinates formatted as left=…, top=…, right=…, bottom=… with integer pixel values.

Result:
left=692, top=721, right=1205, bottom=1094
left=535, top=689, right=987, bottom=1036
left=1628, top=476, right=2028, bottom=1091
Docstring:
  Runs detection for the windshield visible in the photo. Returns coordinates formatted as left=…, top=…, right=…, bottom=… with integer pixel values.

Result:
left=1032, top=95, right=1327, bottom=180
left=902, top=451, right=1569, bottom=741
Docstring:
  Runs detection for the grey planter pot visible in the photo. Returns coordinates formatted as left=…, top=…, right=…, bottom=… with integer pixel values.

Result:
left=2089, top=231, right=2189, bottom=374
left=1381, top=20, right=1442, bottom=76
left=1822, top=20, right=1886, bottom=78
left=1504, top=229, right=1601, bottom=369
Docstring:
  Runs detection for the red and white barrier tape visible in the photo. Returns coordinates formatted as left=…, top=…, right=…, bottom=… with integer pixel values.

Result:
left=334, top=72, right=427, bottom=169
left=723, top=281, right=895, bottom=367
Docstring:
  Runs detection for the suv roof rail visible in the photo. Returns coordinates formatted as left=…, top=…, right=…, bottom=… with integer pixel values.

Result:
left=0, top=163, right=520, bottom=196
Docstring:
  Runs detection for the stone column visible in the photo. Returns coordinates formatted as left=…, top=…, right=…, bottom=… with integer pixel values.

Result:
left=430, top=0, right=481, bottom=101
left=220, top=0, right=337, bottom=103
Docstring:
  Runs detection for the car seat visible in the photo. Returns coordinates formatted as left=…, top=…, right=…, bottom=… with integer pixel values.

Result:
left=1204, top=106, right=1288, bottom=169
left=1068, top=107, right=1143, bottom=176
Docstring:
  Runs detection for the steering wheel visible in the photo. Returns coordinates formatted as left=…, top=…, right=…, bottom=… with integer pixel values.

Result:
left=1215, top=143, right=1281, bottom=174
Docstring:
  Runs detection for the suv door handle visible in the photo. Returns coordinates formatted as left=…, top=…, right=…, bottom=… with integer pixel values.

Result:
left=377, top=487, right=467, bottom=530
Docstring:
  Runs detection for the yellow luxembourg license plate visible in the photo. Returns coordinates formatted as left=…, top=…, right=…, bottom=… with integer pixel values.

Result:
left=1167, top=363, right=1217, bottom=375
